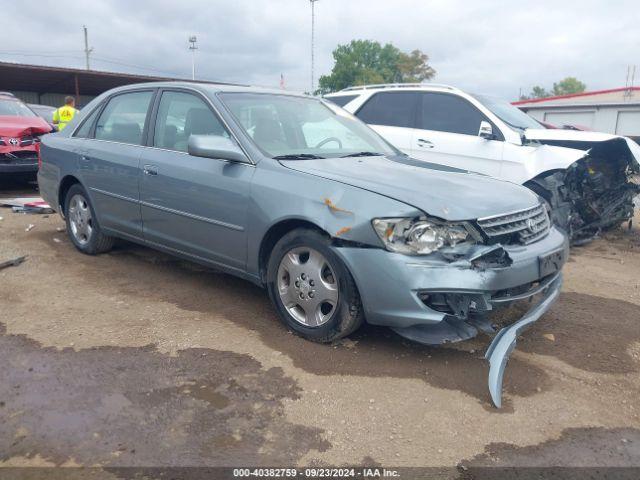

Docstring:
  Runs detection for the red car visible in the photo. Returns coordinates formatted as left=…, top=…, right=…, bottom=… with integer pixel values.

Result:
left=0, top=93, right=53, bottom=178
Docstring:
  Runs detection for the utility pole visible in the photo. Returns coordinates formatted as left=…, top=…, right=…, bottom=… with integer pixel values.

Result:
left=189, top=35, right=198, bottom=80
left=83, top=25, right=93, bottom=70
left=310, top=0, right=319, bottom=93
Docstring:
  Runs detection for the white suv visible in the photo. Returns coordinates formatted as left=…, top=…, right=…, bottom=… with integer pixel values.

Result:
left=326, top=84, right=640, bottom=244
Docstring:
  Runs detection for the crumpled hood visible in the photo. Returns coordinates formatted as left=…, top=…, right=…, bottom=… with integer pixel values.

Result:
left=0, top=115, right=52, bottom=137
left=280, top=155, right=539, bottom=221
left=523, top=128, right=640, bottom=172
left=524, top=128, right=619, bottom=144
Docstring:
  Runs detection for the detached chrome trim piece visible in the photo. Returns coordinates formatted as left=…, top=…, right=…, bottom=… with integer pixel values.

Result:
left=90, top=187, right=244, bottom=232
left=485, top=273, right=563, bottom=408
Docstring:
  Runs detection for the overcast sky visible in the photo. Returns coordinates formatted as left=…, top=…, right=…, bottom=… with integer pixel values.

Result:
left=3, top=0, right=639, bottom=99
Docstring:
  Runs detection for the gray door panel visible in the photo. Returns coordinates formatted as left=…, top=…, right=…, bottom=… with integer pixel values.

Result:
left=139, top=150, right=254, bottom=271
left=81, top=140, right=143, bottom=237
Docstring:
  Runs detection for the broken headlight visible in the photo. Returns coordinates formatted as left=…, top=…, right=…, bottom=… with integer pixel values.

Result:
left=372, top=217, right=472, bottom=255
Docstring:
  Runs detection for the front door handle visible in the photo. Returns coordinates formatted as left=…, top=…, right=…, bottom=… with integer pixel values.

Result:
left=417, top=138, right=435, bottom=148
left=143, top=164, right=158, bottom=176
left=79, top=154, right=91, bottom=167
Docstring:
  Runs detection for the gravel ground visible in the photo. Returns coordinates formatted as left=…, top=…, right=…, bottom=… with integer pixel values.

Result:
left=0, top=181, right=639, bottom=474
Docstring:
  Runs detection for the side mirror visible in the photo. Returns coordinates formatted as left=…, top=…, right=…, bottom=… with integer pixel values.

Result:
left=188, top=135, right=249, bottom=163
left=478, top=121, right=495, bottom=140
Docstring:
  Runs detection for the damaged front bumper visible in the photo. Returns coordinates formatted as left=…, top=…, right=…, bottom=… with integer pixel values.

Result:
left=333, top=226, right=568, bottom=408
left=485, top=272, right=562, bottom=408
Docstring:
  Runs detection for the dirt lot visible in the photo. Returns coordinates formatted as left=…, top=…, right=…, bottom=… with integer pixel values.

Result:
left=1, top=181, right=639, bottom=474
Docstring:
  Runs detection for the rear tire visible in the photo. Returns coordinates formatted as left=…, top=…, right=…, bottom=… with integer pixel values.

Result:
left=266, top=228, right=364, bottom=343
left=64, top=184, right=114, bottom=255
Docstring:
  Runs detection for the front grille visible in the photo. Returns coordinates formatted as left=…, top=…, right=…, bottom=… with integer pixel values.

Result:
left=477, top=203, right=550, bottom=245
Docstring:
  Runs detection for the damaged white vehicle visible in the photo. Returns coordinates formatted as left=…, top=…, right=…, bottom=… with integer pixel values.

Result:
left=326, top=84, right=640, bottom=244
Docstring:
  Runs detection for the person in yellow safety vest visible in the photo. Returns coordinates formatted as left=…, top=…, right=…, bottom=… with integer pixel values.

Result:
left=52, top=96, right=79, bottom=131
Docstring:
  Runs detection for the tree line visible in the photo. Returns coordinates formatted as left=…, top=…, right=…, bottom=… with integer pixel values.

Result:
left=316, top=39, right=587, bottom=101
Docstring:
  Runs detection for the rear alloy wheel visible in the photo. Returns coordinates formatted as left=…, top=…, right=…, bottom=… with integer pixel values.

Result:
left=267, top=228, right=364, bottom=343
left=68, top=193, right=94, bottom=246
left=64, top=184, right=114, bottom=255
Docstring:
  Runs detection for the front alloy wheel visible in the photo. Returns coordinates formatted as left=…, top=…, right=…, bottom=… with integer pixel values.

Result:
left=277, top=247, right=339, bottom=327
left=266, top=228, right=364, bottom=343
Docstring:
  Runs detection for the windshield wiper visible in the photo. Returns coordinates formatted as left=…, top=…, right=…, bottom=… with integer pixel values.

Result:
left=273, top=153, right=326, bottom=160
left=340, top=151, right=384, bottom=158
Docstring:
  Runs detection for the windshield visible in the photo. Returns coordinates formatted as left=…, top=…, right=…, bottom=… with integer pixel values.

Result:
left=473, top=94, right=541, bottom=130
left=219, top=93, right=396, bottom=159
left=0, top=97, right=37, bottom=117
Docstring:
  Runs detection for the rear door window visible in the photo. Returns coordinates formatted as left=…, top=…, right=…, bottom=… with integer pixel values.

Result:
left=355, top=92, right=419, bottom=128
left=418, top=92, right=487, bottom=136
left=153, top=91, right=229, bottom=152
left=94, top=91, right=153, bottom=145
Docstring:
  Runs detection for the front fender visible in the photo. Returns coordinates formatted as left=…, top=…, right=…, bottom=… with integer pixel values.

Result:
left=246, top=160, right=422, bottom=277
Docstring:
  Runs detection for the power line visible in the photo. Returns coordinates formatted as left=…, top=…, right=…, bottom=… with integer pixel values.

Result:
left=0, top=50, right=186, bottom=78
left=91, top=55, right=186, bottom=77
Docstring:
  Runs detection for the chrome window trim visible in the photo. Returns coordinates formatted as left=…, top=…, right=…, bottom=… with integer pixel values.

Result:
left=152, top=86, right=255, bottom=165
left=72, top=85, right=255, bottom=165
left=81, top=137, right=256, bottom=168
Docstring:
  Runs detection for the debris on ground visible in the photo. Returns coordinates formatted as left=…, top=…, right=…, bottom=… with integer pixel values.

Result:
left=0, top=256, right=27, bottom=271
left=1, top=197, right=53, bottom=214
left=25, top=224, right=35, bottom=232
left=542, top=333, right=556, bottom=342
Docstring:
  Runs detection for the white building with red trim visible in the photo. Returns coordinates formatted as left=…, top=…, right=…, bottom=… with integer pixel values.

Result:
left=513, top=87, right=640, bottom=141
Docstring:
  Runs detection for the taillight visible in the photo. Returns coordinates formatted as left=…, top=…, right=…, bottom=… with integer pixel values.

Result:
left=36, top=142, right=42, bottom=169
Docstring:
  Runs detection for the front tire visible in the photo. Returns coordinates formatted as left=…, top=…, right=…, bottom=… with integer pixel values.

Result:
left=266, top=228, right=364, bottom=343
left=64, top=184, right=114, bottom=255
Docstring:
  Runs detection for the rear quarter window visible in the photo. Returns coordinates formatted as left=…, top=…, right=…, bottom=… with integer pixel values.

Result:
left=325, top=94, right=358, bottom=108
left=94, top=91, right=153, bottom=145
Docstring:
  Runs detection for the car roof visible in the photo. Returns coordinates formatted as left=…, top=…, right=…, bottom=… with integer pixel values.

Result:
left=325, top=83, right=463, bottom=96
left=104, top=81, right=312, bottom=98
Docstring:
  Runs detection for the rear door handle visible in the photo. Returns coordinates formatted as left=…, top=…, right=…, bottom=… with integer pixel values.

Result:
left=143, top=164, right=158, bottom=176
left=417, top=138, right=435, bottom=148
